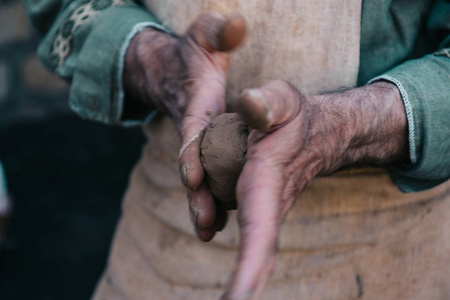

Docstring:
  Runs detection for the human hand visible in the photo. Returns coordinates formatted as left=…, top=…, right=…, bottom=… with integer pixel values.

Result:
left=122, top=12, right=246, bottom=241
left=221, top=80, right=408, bottom=299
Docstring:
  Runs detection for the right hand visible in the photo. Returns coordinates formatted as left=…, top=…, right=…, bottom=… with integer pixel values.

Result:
left=221, top=80, right=408, bottom=299
left=122, top=12, right=247, bottom=241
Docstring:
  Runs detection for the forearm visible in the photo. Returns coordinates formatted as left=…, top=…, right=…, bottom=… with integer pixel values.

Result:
left=347, top=82, right=408, bottom=165
left=309, top=81, right=409, bottom=175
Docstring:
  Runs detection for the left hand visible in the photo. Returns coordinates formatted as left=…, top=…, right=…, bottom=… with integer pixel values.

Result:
left=122, top=12, right=247, bottom=241
left=221, top=80, right=409, bottom=299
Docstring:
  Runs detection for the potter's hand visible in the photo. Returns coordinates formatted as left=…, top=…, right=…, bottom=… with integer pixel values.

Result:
left=221, top=80, right=408, bottom=299
left=123, top=12, right=246, bottom=241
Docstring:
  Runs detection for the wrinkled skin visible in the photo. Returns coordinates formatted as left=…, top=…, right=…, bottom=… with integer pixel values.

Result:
left=123, top=13, right=408, bottom=300
left=123, top=12, right=246, bottom=241
left=221, top=80, right=408, bottom=300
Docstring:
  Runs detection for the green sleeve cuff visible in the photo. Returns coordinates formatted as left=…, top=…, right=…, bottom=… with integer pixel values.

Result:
left=36, top=1, right=167, bottom=125
left=69, top=5, right=167, bottom=124
left=369, top=54, right=450, bottom=192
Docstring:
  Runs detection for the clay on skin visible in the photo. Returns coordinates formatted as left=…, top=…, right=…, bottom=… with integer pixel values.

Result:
left=200, top=113, right=249, bottom=203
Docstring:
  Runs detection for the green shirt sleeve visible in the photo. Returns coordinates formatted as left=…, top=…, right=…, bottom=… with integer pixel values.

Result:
left=369, top=0, right=450, bottom=193
left=24, top=0, right=167, bottom=125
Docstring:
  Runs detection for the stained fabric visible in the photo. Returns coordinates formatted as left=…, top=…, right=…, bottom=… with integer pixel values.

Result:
left=22, top=0, right=450, bottom=298
left=93, top=115, right=450, bottom=300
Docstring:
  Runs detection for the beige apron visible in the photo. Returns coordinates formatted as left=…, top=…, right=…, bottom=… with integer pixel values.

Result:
left=93, top=1, right=450, bottom=299
left=146, top=0, right=362, bottom=98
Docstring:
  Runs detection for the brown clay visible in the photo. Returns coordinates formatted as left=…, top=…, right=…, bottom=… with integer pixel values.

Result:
left=200, top=113, right=248, bottom=203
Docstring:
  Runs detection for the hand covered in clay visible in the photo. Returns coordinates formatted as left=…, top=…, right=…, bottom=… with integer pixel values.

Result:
left=122, top=12, right=246, bottom=241
left=220, top=80, right=409, bottom=300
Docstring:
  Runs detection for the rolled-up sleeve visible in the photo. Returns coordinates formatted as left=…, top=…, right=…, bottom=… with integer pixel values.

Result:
left=369, top=0, right=450, bottom=192
left=24, top=0, right=167, bottom=124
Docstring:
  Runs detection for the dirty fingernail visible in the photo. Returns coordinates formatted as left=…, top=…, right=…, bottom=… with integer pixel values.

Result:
left=189, top=209, right=196, bottom=226
left=180, top=164, right=188, bottom=186
left=189, top=202, right=200, bottom=226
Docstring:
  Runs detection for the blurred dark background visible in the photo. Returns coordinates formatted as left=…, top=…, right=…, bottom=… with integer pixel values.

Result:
left=0, top=0, right=145, bottom=298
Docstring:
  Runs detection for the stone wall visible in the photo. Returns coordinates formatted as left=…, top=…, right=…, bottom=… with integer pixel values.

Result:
left=0, top=0, right=70, bottom=127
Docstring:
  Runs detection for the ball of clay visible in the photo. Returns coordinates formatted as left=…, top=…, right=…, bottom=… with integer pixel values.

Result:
left=201, top=113, right=249, bottom=203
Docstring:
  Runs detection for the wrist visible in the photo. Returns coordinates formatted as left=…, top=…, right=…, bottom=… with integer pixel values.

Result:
left=122, top=28, right=179, bottom=117
left=310, top=82, right=408, bottom=174
left=346, top=81, right=408, bottom=165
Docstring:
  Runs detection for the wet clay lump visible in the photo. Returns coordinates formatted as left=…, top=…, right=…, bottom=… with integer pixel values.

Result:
left=200, top=113, right=248, bottom=203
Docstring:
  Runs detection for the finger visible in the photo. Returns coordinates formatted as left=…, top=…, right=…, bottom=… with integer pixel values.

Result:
left=186, top=12, right=247, bottom=52
left=221, top=255, right=276, bottom=300
left=222, top=158, right=281, bottom=299
left=236, top=80, right=301, bottom=131
left=196, top=227, right=217, bottom=242
left=179, top=12, right=244, bottom=189
left=195, top=200, right=229, bottom=241
left=189, top=182, right=216, bottom=231
left=179, top=130, right=206, bottom=188
left=179, top=76, right=227, bottom=189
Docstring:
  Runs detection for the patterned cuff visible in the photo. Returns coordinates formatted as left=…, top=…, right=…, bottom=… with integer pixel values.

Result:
left=34, top=0, right=168, bottom=124
left=46, top=0, right=132, bottom=73
left=41, top=4, right=167, bottom=124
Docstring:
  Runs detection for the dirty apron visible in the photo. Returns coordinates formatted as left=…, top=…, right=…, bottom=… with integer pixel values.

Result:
left=93, top=1, right=450, bottom=299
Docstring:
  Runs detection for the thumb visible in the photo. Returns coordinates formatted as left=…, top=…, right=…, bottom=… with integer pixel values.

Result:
left=220, top=156, right=280, bottom=300
left=186, top=12, right=247, bottom=52
left=236, top=80, right=302, bottom=132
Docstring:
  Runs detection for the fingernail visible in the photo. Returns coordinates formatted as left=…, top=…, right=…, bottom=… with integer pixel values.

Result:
left=189, top=209, right=196, bottom=226
left=180, top=164, right=188, bottom=186
left=189, top=202, right=200, bottom=226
